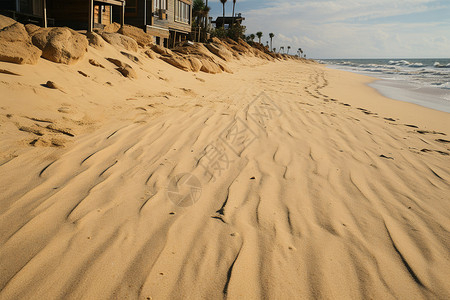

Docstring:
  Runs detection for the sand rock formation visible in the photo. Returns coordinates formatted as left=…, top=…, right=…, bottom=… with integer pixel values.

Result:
left=107, top=57, right=137, bottom=78
left=210, top=37, right=240, bottom=59
left=101, top=32, right=138, bottom=52
left=1, top=14, right=295, bottom=72
left=199, top=59, right=222, bottom=74
left=151, top=44, right=173, bottom=56
left=120, top=51, right=140, bottom=64
left=173, top=42, right=216, bottom=60
left=0, top=21, right=29, bottom=42
left=0, top=15, right=16, bottom=28
left=155, top=40, right=234, bottom=73
left=218, top=62, right=233, bottom=73
left=118, top=25, right=152, bottom=47
left=230, top=43, right=252, bottom=56
left=205, top=43, right=234, bottom=61
left=188, top=57, right=202, bottom=72
left=144, top=49, right=157, bottom=59
left=248, top=42, right=275, bottom=61
left=89, top=59, right=105, bottom=68
left=0, top=16, right=41, bottom=64
left=107, top=57, right=128, bottom=69
left=24, top=24, right=41, bottom=35
left=160, top=55, right=191, bottom=72
left=117, top=65, right=137, bottom=79
left=103, top=22, right=121, bottom=33
left=31, top=27, right=88, bottom=64
left=224, top=37, right=238, bottom=45
left=85, top=31, right=105, bottom=49
left=168, top=40, right=248, bottom=73
left=210, top=37, right=223, bottom=45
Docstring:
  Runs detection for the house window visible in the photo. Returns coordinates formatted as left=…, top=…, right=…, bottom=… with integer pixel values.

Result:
left=154, top=0, right=167, bottom=10
left=175, top=0, right=190, bottom=24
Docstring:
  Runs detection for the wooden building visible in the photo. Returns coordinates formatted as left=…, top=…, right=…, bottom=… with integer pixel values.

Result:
left=212, top=13, right=245, bottom=29
left=0, top=0, right=50, bottom=26
left=124, top=0, right=192, bottom=48
left=1, top=0, right=191, bottom=48
left=45, top=0, right=125, bottom=31
left=0, top=0, right=125, bottom=31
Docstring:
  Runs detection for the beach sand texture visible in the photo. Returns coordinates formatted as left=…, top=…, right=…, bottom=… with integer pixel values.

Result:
left=0, top=44, right=449, bottom=299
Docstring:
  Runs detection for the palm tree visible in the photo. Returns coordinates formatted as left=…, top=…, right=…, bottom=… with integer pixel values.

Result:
left=287, top=46, right=291, bottom=54
left=256, top=31, right=263, bottom=44
left=220, top=0, right=227, bottom=29
left=193, top=0, right=205, bottom=27
left=249, top=33, right=255, bottom=42
left=192, top=0, right=210, bottom=41
left=298, top=48, right=303, bottom=57
left=204, top=6, right=210, bottom=24
left=231, top=0, right=236, bottom=27
left=269, top=33, right=274, bottom=52
left=205, top=0, right=209, bottom=25
left=205, top=0, right=210, bottom=30
left=273, top=48, right=276, bottom=52
left=279, top=46, right=284, bottom=54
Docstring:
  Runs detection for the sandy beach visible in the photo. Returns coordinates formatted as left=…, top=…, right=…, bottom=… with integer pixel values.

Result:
left=1, top=38, right=450, bottom=299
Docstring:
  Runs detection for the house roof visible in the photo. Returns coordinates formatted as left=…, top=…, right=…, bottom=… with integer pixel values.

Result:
left=212, top=16, right=245, bottom=22
left=94, top=0, right=125, bottom=6
left=211, top=16, right=245, bottom=27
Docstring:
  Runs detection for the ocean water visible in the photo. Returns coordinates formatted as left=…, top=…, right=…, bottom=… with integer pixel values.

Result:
left=318, top=58, right=450, bottom=113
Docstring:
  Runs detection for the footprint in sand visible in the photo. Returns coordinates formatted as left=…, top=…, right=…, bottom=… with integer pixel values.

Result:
left=421, top=149, right=449, bottom=156
left=43, top=81, right=65, bottom=93
left=78, top=71, right=89, bottom=77
left=356, top=107, right=377, bottom=115
left=0, top=69, right=21, bottom=76
left=18, top=125, right=44, bottom=136
left=26, top=117, right=53, bottom=124
left=58, top=107, right=72, bottom=114
left=30, top=137, right=65, bottom=147
left=43, top=124, right=74, bottom=137
left=416, top=130, right=446, bottom=136
left=436, top=139, right=450, bottom=144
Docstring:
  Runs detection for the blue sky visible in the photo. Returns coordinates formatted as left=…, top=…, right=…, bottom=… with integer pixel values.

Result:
left=207, top=0, right=450, bottom=58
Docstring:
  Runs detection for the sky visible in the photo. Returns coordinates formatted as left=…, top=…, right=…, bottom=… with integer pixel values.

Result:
left=207, top=0, right=450, bottom=59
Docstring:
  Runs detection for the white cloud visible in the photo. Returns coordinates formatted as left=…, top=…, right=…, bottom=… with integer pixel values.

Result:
left=238, top=0, right=450, bottom=58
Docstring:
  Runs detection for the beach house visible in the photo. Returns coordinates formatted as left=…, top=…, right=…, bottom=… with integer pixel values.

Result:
left=0, top=0, right=50, bottom=26
left=1, top=0, right=191, bottom=47
left=46, top=0, right=126, bottom=32
left=124, top=0, right=192, bottom=48
left=211, top=13, right=245, bottom=29
left=0, top=0, right=125, bottom=30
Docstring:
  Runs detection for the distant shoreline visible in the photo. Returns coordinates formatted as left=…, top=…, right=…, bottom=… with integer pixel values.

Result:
left=322, top=59, right=450, bottom=113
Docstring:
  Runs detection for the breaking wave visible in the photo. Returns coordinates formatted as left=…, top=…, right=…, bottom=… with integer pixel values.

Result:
left=320, top=58, right=450, bottom=92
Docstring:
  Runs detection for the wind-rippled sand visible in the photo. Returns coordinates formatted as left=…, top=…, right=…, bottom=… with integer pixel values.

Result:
left=0, top=56, right=449, bottom=299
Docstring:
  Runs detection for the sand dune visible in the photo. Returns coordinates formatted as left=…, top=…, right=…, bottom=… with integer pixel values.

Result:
left=1, top=50, right=449, bottom=299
